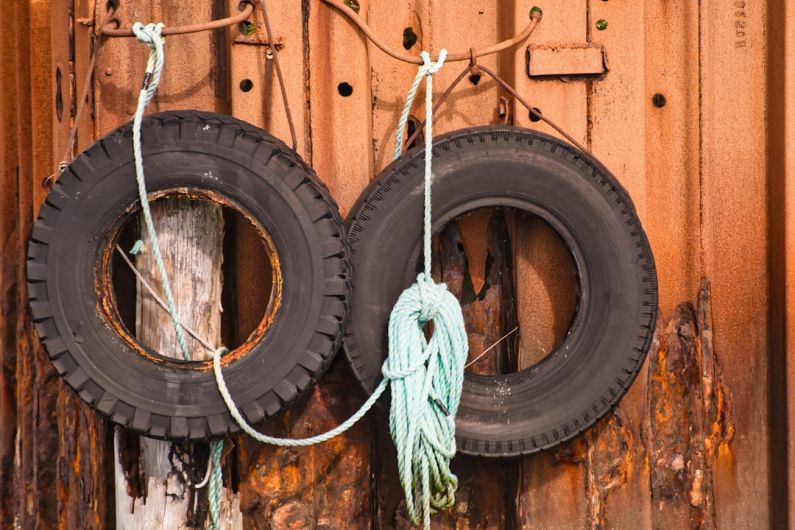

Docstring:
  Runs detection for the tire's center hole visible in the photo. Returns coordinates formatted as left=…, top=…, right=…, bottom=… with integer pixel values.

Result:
left=429, top=207, right=577, bottom=376
left=109, top=193, right=279, bottom=364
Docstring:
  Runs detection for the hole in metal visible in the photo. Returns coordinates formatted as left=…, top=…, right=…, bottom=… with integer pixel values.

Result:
left=55, top=67, right=63, bottom=122
left=337, top=82, right=353, bottom=97
left=239, top=20, right=256, bottom=36
left=406, top=116, right=422, bottom=150
left=403, top=27, right=418, bottom=50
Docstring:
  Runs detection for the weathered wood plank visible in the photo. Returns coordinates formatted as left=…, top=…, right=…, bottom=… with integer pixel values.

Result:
left=115, top=198, right=237, bottom=529
left=94, top=1, right=241, bottom=527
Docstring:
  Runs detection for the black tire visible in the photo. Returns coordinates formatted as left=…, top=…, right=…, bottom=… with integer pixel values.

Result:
left=344, top=126, right=657, bottom=457
left=27, top=111, right=351, bottom=441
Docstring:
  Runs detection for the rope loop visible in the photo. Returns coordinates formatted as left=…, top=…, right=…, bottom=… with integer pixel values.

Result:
left=420, top=49, right=447, bottom=75
left=416, top=273, right=446, bottom=322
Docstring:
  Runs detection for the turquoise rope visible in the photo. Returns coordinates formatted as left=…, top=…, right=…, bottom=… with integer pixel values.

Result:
left=131, top=23, right=466, bottom=528
left=130, top=22, right=192, bottom=363
left=207, top=440, right=223, bottom=528
left=211, top=50, right=468, bottom=528
left=388, top=49, right=468, bottom=527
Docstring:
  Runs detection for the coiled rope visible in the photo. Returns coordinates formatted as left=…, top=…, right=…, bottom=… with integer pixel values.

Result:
left=131, top=22, right=466, bottom=529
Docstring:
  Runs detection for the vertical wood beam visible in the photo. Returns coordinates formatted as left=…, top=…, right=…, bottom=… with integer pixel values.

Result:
left=95, top=1, right=240, bottom=527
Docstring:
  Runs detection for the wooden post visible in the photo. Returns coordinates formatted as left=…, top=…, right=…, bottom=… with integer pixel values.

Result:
left=95, top=2, right=243, bottom=527
left=113, top=199, right=242, bottom=528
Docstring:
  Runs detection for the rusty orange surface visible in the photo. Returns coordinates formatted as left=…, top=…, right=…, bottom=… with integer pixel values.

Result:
left=1, top=0, right=793, bottom=528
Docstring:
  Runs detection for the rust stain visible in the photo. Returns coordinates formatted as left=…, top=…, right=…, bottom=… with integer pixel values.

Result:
left=646, top=278, right=734, bottom=529
left=585, top=411, right=633, bottom=529
left=237, top=363, right=373, bottom=529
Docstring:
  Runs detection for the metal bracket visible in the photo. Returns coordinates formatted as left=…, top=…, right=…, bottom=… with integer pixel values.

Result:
left=526, top=43, right=608, bottom=78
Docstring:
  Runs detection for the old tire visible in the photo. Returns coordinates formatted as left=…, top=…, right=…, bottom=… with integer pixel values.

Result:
left=27, top=111, right=350, bottom=441
left=344, top=126, right=657, bottom=457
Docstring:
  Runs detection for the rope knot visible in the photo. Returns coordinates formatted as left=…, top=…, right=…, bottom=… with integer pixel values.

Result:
left=132, top=22, right=164, bottom=46
left=420, top=49, right=447, bottom=75
left=415, top=273, right=446, bottom=322
left=384, top=272, right=467, bottom=527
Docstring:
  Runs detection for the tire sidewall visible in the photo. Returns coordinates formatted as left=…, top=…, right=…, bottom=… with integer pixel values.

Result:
left=38, top=113, right=343, bottom=434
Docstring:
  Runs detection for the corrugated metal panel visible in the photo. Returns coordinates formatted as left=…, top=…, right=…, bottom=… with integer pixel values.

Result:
left=0, top=0, right=791, bottom=527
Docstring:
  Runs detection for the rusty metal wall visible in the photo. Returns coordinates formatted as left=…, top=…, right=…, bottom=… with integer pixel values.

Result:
left=1, top=0, right=793, bottom=528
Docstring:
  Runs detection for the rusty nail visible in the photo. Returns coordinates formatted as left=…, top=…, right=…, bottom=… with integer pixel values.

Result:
left=104, top=68, right=113, bottom=76
left=652, top=93, right=667, bottom=108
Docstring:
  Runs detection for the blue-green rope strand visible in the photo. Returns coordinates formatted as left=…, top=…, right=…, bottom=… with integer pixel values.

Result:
left=131, top=24, right=466, bottom=529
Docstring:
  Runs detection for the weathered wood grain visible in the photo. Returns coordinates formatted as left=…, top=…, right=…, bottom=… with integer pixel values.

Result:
left=114, top=198, right=235, bottom=529
left=93, top=1, right=242, bottom=528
